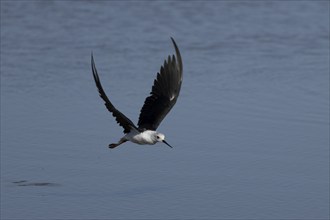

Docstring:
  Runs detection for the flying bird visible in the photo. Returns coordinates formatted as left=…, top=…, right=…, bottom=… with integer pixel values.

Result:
left=91, top=38, right=183, bottom=149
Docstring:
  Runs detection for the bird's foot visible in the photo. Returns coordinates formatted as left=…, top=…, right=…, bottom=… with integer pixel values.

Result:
left=109, top=143, right=118, bottom=149
left=109, top=139, right=127, bottom=149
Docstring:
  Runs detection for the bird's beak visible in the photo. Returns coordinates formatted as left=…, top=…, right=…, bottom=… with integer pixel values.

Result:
left=163, top=140, right=173, bottom=148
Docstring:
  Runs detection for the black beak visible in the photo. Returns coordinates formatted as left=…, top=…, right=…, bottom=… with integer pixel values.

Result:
left=163, top=140, right=173, bottom=148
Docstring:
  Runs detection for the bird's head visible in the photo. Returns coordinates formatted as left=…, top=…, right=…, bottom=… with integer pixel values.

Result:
left=155, top=132, right=173, bottom=148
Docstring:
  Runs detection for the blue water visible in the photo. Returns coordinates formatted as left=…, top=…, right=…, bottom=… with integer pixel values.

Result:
left=1, top=1, right=329, bottom=219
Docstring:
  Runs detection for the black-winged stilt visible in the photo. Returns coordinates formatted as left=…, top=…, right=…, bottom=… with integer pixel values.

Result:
left=91, top=38, right=183, bottom=149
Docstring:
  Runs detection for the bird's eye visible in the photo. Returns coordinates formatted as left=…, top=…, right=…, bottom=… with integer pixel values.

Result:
left=156, top=136, right=160, bottom=139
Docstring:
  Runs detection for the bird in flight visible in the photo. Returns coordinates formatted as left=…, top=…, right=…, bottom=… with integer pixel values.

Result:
left=91, top=38, right=183, bottom=149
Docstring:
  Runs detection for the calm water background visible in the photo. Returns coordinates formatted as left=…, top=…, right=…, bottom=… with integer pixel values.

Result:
left=1, top=1, right=329, bottom=219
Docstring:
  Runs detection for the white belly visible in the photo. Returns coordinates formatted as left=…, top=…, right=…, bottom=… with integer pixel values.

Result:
left=125, top=130, right=157, bottom=145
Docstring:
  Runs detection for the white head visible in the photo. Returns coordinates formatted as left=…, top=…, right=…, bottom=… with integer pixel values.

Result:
left=155, top=132, right=173, bottom=148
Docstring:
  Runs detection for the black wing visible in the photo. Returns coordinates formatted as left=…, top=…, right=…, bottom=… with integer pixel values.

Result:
left=91, top=54, right=139, bottom=133
left=137, top=38, right=183, bottom=131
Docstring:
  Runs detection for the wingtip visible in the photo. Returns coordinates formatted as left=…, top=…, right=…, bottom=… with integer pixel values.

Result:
left=91, top=52, right=100, bottom=83
left=91, top=52, right=94, bottom=63
left=170, top=37, right=176, bottom=48
left=170, top=37, right=183, bottom=73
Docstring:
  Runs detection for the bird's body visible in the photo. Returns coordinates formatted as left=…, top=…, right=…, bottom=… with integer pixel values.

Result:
left=127, top=130, right=162, bottom=145
left=92, top=38, right=182, bottom=149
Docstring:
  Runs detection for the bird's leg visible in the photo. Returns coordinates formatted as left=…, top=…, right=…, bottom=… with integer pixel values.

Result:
left=109, top=138, right=127, bottom=149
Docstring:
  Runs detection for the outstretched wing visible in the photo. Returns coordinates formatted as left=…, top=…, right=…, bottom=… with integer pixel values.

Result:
left=138, top=38, right=183, bottom=131
left=91, top=54, right=139, bottom=133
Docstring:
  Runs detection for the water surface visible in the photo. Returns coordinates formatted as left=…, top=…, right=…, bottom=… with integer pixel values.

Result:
left=1, top=1, right=329, bottom=219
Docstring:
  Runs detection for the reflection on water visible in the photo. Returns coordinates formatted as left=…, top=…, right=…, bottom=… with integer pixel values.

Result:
left=1, top=1, right=329, bottom=219
left=12, top=180, right=61, bottom=187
